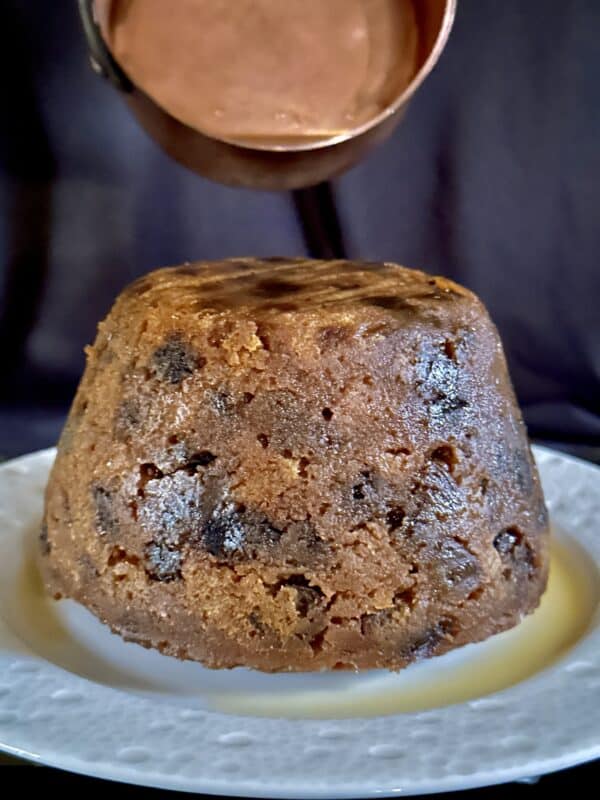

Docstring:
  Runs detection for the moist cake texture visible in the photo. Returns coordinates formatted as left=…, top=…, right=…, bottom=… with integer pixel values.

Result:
left=40, top=258, right=549, bottom=671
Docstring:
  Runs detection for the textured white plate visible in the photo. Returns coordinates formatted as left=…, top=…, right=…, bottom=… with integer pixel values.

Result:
left=0, top=446, right=599, bottom=797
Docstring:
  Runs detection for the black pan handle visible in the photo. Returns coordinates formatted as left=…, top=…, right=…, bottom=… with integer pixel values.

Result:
left=77, top=0, right=132, bottom=92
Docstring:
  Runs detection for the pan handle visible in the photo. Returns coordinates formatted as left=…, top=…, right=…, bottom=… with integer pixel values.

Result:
left=77, top=0, right=132, bottom=92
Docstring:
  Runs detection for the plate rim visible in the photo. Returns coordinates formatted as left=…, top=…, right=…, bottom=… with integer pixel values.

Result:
left=0, top=444, right=599, bottom=797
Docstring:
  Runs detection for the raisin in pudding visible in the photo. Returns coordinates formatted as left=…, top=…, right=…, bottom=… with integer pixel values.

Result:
left=40, top=258, right=549, bottom=671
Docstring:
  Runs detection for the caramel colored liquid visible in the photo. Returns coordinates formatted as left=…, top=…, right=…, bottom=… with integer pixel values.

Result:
left=10, top=535, right=598, bottom=720
left=210, top=538, right=599, bottom=718
left=103, top=0, right=419, bottom=145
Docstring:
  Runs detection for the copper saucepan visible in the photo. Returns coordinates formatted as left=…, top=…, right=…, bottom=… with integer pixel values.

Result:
left=79, top=0, right=456, bottom=190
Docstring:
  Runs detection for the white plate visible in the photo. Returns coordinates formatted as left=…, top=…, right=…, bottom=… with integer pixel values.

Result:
left=0, top=446, right=599, bottom=797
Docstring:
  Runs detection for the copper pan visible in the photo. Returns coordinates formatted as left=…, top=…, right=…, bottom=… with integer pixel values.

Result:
left=79, top=0, right=456, bottom=190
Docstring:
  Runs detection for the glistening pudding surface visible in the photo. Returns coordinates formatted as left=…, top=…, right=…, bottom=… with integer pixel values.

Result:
left=41, top=258, right=550, bottom=673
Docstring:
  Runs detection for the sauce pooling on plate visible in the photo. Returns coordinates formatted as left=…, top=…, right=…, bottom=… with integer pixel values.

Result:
left=102, top=0, right=419, bottom=145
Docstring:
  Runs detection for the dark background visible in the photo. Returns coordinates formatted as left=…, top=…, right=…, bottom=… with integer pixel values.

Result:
left=0, top=0, right=598, bottom=792
left=0, top=760, right=598, bottom=795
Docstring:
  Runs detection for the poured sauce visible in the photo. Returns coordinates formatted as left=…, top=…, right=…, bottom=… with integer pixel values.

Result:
left=210, top=538, right=600, bottom=717
left=9, top=533, right=598, bottom=720
left=101, top=0, right=419, bottom=145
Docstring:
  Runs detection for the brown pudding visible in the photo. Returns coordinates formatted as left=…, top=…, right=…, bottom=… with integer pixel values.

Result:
left=41, top=259, right=549, bottom=671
